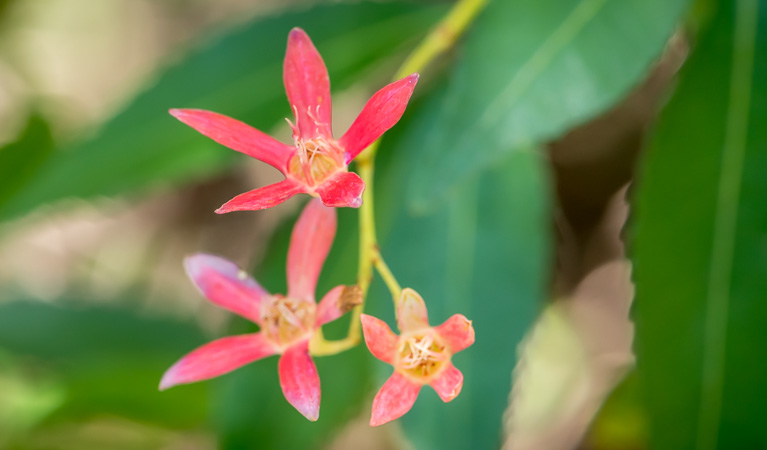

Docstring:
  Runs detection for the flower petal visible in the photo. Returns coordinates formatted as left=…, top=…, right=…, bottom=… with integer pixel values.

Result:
left=434, top=314, right=475, bottom=354
left=185, top=254, right=267, bottom=324
left=159, top=333, right=277, bottom=390
left=339, top=73, right=419, bottom=163
left=170, top=109, right=293, bottom=172
left=286, top=198, right=336, bottom=300
left=360, top=314, right=398, bottom=364
left=429, top=363, right=464, bottom=402
left=370, top=372, right=421, bottom=426
left=278, top=341, right=321, bottom=421
left=396, top=288, right=430, bottom=332
left=316, top=285, right=353, bottom=327
left=283, top=28, right=332, bottom=140
left=215, top=179, right=305, bottom=214
left=316, top=171, right=364, bottom=208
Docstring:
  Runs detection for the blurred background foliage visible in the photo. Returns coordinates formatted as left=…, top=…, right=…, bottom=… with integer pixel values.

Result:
left=0, top=0, right=764, bottom=449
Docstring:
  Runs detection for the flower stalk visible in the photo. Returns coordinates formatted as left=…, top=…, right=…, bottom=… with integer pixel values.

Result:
left=310, top=0, right=488, bottom=356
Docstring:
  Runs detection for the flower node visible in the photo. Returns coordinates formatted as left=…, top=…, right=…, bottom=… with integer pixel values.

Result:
left=263, top=296, right=316, bottom=347
left=397, top=332, right=448, bottom=380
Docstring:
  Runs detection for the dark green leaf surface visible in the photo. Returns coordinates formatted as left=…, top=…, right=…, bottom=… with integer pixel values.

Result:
left=0, top=301, right=209, bottom=428
left=632, top=1, right=767, bottom=449
left=410, top=0, right=689, bottom=210
left=0, top=1, right=443, bottom=221
left=0, top=116, right=54, bottom=207
left=367, top=88, right=551, bottom=449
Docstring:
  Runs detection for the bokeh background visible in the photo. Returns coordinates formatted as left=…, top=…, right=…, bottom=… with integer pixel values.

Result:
left=0, top=0, right=764, bottom=449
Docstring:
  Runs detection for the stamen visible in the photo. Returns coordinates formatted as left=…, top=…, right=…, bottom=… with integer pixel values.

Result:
left=305, top=105, right=329, bottom=130
left=399, top=333, right=446, bottom=373
left=291, top=105, right=300, bottom=138
left=294, top=139, right=313, bottom=186
left=262, top=297, right=316, bottom=347
left=277, top=302, right=301, bottom=328
left=285, top=117, right=298, bottom=135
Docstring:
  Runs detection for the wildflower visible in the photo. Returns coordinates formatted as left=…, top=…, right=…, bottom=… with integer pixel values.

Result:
left=360, top=289, right=475, bottom=426
left=160, top=199, right=358, bottom=420
left=170, top=27, right=418, bottom=213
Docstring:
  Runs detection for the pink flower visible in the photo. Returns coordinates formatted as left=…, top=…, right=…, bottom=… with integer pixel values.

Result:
left=170, top=27, right=418, bottom=213
left=160, top=199, right=357, bottom=421
left=361, top=289, right=475, bottom=426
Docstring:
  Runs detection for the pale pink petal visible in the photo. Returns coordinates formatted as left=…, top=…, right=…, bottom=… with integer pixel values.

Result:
left=339, top=73, right=419, bottom=163
left=286, top=198, right=336, bottom=300
left=316, top=171, right=364, bottom=208
left=360, top=314, right=398, bottom=364
left=184, top=254, right=268, bottom=324
left=315, top=285, right=344, bottom=326
left=159, top=333, right=277, bottom=390
left=215, top=179, right=305, bottom=214
left=170, top=109, right=293, bottom=172
left=370, top=372, right=421, bottom=426
left=396, top=288, right=430, bottom=332
left=283, top=28, right=332, bottom=140
left=429, top=363, right=464, bottom=402
left=434, top=314, right=475, bottom=354
left=278, top=341, right=320, bottom=421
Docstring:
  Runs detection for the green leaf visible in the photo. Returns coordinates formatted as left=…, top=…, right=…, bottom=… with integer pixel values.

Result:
left=366, top=87, right=551, bottom=449
left=0, top=115, right=54, bottom=207
left=0, top=1, right=444, bottom=221
left=0, top=301, right=209, bottom=428
left=0, top=350, right=65, bottom=445
left=632, top=1, right=767, bottom=449
left=409, top=0, right=689, bottom=210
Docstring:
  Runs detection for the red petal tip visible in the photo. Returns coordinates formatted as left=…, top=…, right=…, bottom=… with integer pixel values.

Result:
left=168, top=108, right=186, bottom=120
left=289, top=27, right=308, bottom=39
left=279, top=344, right=321, bottom=422
left=158, top=370, right=177, bottom=391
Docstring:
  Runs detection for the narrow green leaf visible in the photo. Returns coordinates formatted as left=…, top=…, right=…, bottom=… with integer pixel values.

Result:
left=0, top=115, right=54, bottom=207
left=410, top=0, right=689, bottom=210
left=0, top=301, right=209, bottom=428
left=632, top=1, right=767, bottom=449
left=0, top=1, right=444, bottom=221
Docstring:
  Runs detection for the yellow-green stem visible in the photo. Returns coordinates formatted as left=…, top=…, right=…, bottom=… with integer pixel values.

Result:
left=397, top=0, right=487, bottom=80
left=309, top=158, right=376, bottom=356
left=310, top=0, right=488, bottom=357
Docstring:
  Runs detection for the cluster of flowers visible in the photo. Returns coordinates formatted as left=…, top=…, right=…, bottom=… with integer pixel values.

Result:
left=160, top=28, right=474, bottom=426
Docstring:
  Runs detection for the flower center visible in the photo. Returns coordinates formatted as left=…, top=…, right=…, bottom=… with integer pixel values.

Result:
left=397, top=332, right=449, bottom=381
left=262, top=296, right=316, bottom=347
left=287, top=138, right=342, bottom=187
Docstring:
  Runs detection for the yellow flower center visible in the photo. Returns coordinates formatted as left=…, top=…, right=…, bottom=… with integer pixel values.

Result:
left=287, top=137, right=343, bottom=187
left=262, top=296, right=316, bottom=347
left=397, top=331, right=449, bottom=381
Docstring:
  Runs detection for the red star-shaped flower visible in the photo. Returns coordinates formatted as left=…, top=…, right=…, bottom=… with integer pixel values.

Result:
left=160, top=199, right=355, bottom=421
left=170, top=27, right=418, bottom=213
left=361, top=288, right=475, bottom=426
